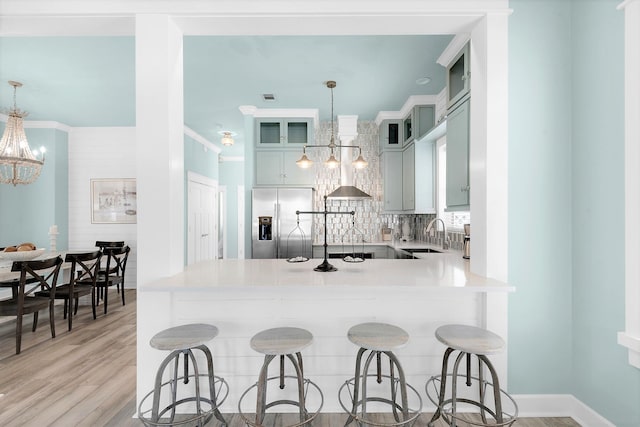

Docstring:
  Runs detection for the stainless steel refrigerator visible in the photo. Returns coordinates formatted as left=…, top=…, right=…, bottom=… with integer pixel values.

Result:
left=252, top=188, right=314, bottom=259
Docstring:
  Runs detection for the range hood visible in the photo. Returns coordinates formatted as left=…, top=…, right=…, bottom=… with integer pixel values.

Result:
left=327, top=116, right=371, bottom=200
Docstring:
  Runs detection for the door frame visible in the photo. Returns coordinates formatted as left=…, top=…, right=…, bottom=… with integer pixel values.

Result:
left=187, top=171, right=218, bottom=265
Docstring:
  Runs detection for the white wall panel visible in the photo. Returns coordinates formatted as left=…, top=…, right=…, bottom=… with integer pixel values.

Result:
left=68, top=127, right=137, bottom=288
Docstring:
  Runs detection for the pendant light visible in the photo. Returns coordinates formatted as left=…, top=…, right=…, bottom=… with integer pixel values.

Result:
left=0, top=81, right=45, bottom=186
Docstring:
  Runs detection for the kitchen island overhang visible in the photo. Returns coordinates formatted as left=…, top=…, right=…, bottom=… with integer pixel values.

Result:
left=137, top=256, right=513, bottom=414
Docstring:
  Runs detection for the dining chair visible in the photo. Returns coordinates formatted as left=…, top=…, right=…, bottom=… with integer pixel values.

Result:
left=36, top=251, right=102, bottom=331
left=95, top=240, right=125, bottom=250
left=94, top=240, right=125, bottom=299
left=88, top=245, right=130, bottom=314
left=0, top=256, right=63, bottom=354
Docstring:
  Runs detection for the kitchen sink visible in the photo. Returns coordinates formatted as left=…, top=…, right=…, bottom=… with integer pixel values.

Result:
left=403, top=248, right=441, bottom=254
left=395, top=247, right=442, bottom=259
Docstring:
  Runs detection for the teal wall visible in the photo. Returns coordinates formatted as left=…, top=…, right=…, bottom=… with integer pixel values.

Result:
left=183, top=134, right=219, bottom=263
left=570, top=2, right=640, bottom=425
left=509, top=1, right=640, bottom=425
left=0, top=126, right=68, bottom=250
left=219, top=160, right=245, bottom=258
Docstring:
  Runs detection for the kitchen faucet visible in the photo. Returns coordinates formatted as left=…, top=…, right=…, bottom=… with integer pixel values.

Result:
left=426, top=218, right=450, bottom=250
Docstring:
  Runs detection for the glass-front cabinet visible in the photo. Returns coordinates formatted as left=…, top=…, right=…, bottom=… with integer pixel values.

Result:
left=256, top=118, right=313, bottom=146
left=447, top=43, right=470, bottom=110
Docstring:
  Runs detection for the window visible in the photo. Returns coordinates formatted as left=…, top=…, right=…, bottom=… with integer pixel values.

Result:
left=436, top=137, right=470, bottom=231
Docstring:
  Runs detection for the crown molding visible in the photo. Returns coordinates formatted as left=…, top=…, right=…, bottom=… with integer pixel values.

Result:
left=0, top=113, right=72, bottom=132
left=184, top=125, right=221, bottom=153
left=374, top=94, right=439, bottom=125
left=437, top=32, right=470, bottom=67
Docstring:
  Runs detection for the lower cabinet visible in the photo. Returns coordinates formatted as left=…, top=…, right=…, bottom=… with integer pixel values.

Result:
left=445, top=98, right=470, bottom=210
left=256, top=150, right=316, bottom=186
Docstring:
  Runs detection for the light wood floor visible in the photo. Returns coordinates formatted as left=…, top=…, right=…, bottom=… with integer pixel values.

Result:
left=0, top=290, right=581, bottom=426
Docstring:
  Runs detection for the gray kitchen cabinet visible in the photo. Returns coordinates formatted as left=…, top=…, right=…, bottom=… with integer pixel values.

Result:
left=256, top=118, right=313, bottom=146
left=413, top=140, right=436, bottom=214
left=381, top=141, right=435, bottom=214
left=255, top=150, right=315, bottom=186
left=379, top=119, right=403, bottom=152
left=403, top=105, right=436, bottom=145
left=381, top=151, right=403, bottom=211
left=446, top=97, right=470, bottom=210
left=402, top=144, right=415, bottom=211
left=447, top=43, right=470, bottom=111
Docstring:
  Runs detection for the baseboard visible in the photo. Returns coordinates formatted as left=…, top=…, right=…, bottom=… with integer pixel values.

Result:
left=512, top=394, right=615, bottom=427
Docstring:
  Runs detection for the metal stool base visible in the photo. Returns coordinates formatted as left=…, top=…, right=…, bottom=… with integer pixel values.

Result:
left=238, top=375, right=323, bottom=427
left=340, top=348, right=422, bottom=427
left=339, top=374, right=422, bottom=427
left=138, top=346, right=228, bottom=427
left=425, top=374, right=518, bottom=427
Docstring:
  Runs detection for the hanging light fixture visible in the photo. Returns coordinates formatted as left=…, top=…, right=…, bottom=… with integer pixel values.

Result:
left=0, top=81, right=44, bottom=186
left=221, top=131, right=234, bottom=146
left=295, top=80, right=368, bottom=170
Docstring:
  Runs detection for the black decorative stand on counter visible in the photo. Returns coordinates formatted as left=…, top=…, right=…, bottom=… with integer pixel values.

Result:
left=297, top=195, right=354, bottom=272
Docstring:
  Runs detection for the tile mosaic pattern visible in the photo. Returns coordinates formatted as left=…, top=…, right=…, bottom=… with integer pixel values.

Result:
left=310, top=121, right=465, bottom=250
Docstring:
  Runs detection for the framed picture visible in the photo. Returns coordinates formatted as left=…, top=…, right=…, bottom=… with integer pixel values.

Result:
left=91, top=178, right=137, bottom=224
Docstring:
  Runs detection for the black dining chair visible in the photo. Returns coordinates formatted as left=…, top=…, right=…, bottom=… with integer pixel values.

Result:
left=0, top=256, right=63, bottom=354
left=83, top=245, right=130, bottom=314
left=36, top=251, right=102, bottom=331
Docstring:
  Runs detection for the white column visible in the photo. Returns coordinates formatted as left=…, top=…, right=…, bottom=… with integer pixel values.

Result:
left=469, top=12, right=509, bottom=283
left=135, top=14, right=185, bottom=283
left=470, top=11, right=510, bottom=384
left=135, top=15, right=185, bottom=407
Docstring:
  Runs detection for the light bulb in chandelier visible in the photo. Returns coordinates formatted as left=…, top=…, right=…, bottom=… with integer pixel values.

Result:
left=352, top=148, right=368, bottom=169
left=296, top=147, right=313, bottom=168
left=325, top=150, right=340, bottom=169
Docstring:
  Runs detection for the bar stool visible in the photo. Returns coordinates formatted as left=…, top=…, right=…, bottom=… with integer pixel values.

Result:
left=425, top=324, right=518, bottom=427
left=138, top=324, right=228, bottom=427
left=238, top=327, right=323, bottom=427
left=339, top=322, right=422, bottom=427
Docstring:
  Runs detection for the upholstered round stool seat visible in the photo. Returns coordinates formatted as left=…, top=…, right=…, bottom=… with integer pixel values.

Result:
left=239, top=326, right=323, bottom=427
left=138, top=323, right=227, bottom=427
left=340, top=322, right=421, bottom=427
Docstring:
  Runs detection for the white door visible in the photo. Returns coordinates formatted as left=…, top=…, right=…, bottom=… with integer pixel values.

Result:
left=188, top=174, right=218, bottom=265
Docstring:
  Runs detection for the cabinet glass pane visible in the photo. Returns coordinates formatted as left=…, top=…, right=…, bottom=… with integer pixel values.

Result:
left=448, top=55, right=465, bottom=101
left=287, top=122, right=308, bottom=144
left=260, top=122, right=281, bottom=144
left=388, top=123, right=399, bottom=145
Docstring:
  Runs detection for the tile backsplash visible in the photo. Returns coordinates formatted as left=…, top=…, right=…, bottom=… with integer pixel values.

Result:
left=310, top=120, right=465, bottom=250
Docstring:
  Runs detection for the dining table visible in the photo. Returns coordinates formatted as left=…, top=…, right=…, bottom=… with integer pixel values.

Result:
left=0, top=251, right=73, bottom=299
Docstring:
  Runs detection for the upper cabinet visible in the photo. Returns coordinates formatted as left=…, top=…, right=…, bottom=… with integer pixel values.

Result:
left=256, top=118, right=313, bottom=146
left=403, top=105, right=436, bottom=145
left=445, top=98, right=470, bottom=211
left=379, top=119, right=403, bottom=151
left=446, top=43, right=470, bottom=111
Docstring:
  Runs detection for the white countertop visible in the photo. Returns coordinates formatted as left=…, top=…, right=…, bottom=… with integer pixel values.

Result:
left=142, top=251, right=512, bottom=293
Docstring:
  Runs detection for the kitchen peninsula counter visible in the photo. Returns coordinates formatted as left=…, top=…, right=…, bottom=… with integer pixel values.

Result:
left=141, top=255, right=511, bottom=292
left=137, top=255, right=513, bottom=414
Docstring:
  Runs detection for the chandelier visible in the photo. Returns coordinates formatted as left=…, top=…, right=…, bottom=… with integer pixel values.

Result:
left=296, top=81, right=368, bottom=169
left=0, top=81, right=45, bottom=186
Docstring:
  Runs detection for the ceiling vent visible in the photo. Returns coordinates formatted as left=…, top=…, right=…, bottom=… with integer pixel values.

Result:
left=262, top=93, right=276, bottom=101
